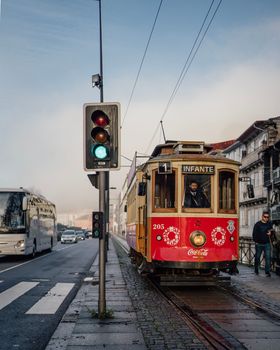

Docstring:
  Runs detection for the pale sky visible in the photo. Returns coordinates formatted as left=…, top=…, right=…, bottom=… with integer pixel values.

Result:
left=0, top=0, right=279, bottom=215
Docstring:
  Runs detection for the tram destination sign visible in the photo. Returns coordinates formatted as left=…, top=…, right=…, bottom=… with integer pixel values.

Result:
left=182, top=165, right=215, bottom=174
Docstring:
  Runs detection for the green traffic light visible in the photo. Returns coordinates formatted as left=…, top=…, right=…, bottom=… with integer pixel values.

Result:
left=92, top=144, right=108, bottom=160
left=93, top=229, right=100, bottom=238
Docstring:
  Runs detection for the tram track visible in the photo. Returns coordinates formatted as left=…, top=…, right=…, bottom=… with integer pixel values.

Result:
left=114, top=236, right=280, bottom=349
left=149, top=279, right=244, bottom=350
left=218, top=284, right=280, bottom=322
left=113, top=236, right=238, bottom=349
left=150, top=280, right=280, bottom=350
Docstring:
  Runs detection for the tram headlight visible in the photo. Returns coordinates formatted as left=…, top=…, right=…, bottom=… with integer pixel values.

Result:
left=190, top=230, right=206, bottom=248
left=156, top=235, right=162, bottom=241
left=230, top=236, right=234, bottom=242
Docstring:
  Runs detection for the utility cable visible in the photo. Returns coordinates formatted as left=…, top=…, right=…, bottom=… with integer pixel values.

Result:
left=161, top=0, right=216, bottom=122
left=144, top=0, right=222, bottom=154
left=121, top=0, right=164, bottom=129
left=121, top=154, right=133, bottom=162
left=162, top=0, right=222, bottom=121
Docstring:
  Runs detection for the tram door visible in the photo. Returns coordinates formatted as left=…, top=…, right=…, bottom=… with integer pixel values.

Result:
left=136, top=177, right=148, bottom=257
left=138, top=200, right=147, bottom=257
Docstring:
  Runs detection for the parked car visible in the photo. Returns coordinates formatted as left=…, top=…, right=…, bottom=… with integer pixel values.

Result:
left=61, top=230, right=78, bottom=244
left=76, top=230, right=86, bottom=240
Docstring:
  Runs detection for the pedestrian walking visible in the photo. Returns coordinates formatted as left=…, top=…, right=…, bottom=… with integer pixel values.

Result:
left=252, top=211, right=273, bottom=277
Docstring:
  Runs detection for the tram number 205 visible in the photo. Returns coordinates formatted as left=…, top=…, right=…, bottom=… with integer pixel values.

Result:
left=153, top=224, right=165, bottom=230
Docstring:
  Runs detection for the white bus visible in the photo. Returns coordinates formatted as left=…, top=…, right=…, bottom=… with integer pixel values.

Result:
left=0, top=188, right=57, bottom=256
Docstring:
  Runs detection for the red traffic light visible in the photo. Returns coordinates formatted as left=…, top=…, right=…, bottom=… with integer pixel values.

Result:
left=91, top=111, right=110, bottom=127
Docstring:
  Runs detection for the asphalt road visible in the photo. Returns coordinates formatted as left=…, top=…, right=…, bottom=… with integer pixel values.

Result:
left=0, top=239, right=99, bottom=350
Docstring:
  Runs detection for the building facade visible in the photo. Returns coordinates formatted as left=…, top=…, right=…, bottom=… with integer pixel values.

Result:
left=223, top=117, right=280, bottom=270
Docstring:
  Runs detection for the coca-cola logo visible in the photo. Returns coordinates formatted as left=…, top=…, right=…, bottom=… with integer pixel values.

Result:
left=187, top=248, right=209, bottom=256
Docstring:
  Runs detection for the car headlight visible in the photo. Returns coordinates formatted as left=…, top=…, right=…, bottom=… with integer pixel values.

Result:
left=190, top=230, right=206, bottom=248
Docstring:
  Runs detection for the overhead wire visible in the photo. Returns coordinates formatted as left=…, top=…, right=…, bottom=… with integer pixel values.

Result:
left=160, top=0, right=216, bottom=123
left=163, top=0, right=223, bottom=121
left=144, top=0, right=223, bottom=154
left=121, top=0, right=164, bottom=129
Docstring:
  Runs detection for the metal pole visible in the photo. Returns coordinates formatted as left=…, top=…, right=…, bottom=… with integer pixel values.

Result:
left=98, top=0, right=106, bottom=317
left=99, top=0, right=104, bottom=102
left=99, top=0, right=110, bottom=256
left=98, top=171, right=106, bottom=315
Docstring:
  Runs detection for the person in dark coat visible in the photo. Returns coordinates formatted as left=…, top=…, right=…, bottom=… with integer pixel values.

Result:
left=252, top=211, right=273, bottom=277
left=184, top=181, right=210, bottom=208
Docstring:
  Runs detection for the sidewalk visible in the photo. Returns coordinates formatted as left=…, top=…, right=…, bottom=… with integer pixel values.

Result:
left=230, top=263, right=280, bottom=310
left=46, top=238, right=146, bottom=350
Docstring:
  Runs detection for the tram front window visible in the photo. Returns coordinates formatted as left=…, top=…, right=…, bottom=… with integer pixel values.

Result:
left=183, top=175, right=211, bottom=209
left=219, top=171, right=235, bottom=212
left=154, top=172, right=175, bottom=209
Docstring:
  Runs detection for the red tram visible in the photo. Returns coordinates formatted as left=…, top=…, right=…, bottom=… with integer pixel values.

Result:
left=125, top=141, right=240, bottom=285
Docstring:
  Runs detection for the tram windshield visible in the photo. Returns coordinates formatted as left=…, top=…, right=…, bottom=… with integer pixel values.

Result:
left=154, top=171, right=176, bottom=209
left=0, top=192, right=25, bottom=232
left=183, top=175, right=211, bottom=209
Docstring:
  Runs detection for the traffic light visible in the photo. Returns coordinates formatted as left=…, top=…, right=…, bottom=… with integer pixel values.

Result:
left=92, top=211, right=104, bottom=239
left=247, top=184, right=255, bottom=199
left=83, top=102, right=120, bottom=171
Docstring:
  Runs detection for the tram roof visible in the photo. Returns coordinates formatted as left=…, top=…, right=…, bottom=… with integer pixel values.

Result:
left=147, top=152, right=240, bottom=165
left=147, top=141, right=240, bottom=166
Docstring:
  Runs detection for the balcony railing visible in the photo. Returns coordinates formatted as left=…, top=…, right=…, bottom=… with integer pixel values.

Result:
left=273, top=167, right=280, bottom=184
left=240, top=146, right=263, bottom=170
left=271, top=205, right=280, bottom=221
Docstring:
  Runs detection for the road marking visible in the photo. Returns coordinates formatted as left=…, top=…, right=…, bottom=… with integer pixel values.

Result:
left=0, top=244, right=76, bottom=275
left=26, top=282, right=75, bottom=314
left=84, top=277, right=94, bottom=282
left=0, top=282, right=39, bottom=310
left=56, top=245, right=78, bottom=252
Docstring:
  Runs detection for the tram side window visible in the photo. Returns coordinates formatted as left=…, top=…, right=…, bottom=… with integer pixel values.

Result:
left=219, top=171, right=235, bottom=211
left=183, top=175, right=211, bottom=209
left=154, top=172, right=175, bottom=209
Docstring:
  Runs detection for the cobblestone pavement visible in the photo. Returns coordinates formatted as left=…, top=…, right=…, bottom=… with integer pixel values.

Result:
left=229, top=265, right=280, bottom=315
left=113, top=241, right=206, bottom=350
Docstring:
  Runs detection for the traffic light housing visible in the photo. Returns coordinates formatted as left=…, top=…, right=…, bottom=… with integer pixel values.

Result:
left=92, top=211, right=104, bottom=239
left=247, top=184, right=255, bottom=199
left=84, top=102, right=120, bottom=171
